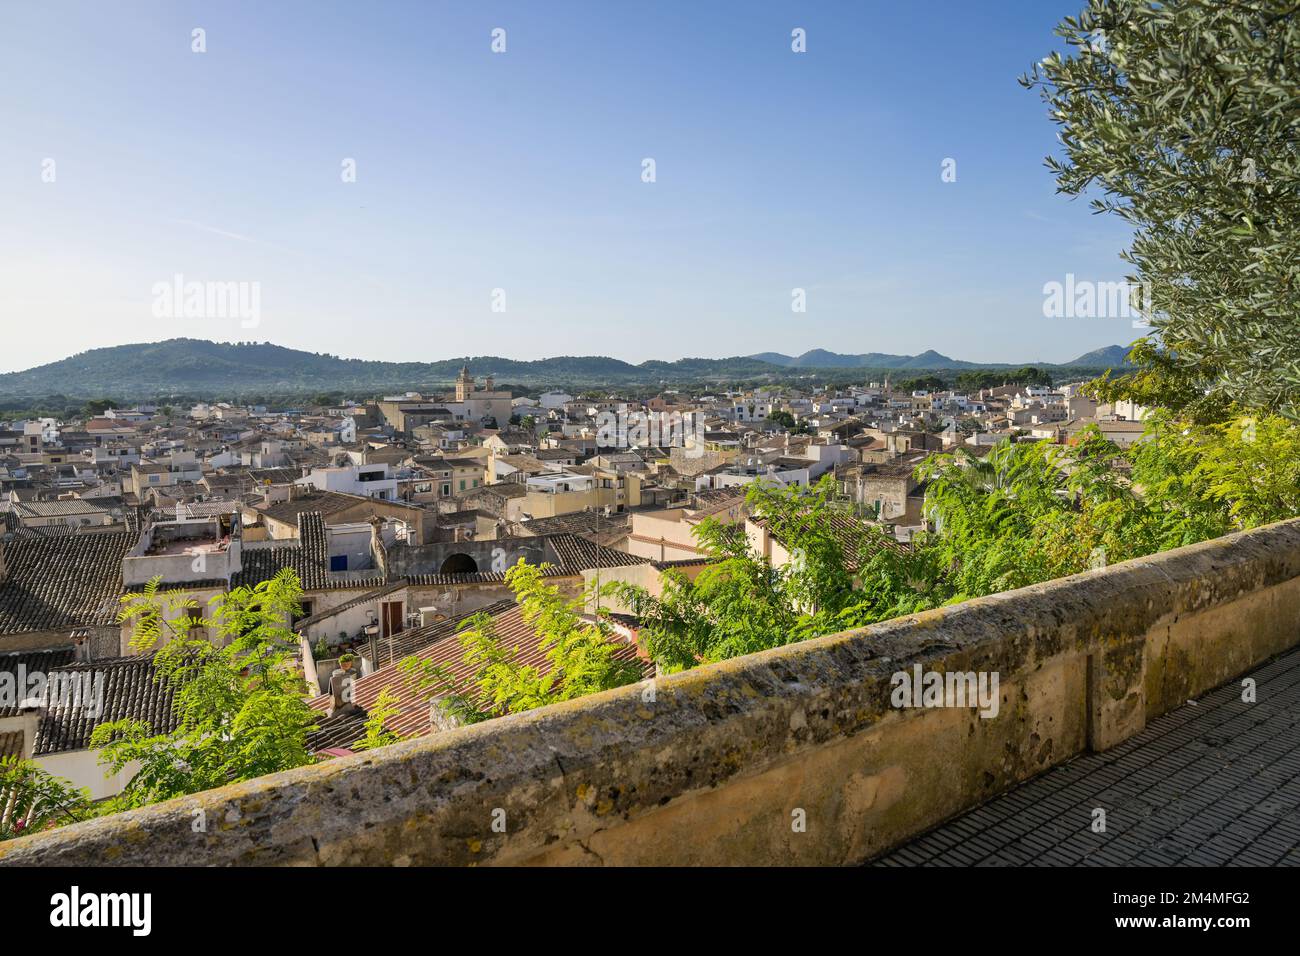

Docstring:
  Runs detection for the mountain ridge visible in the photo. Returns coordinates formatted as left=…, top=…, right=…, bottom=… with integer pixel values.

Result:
left=748, top=346, right=1132, bottom=369
left=0, top=338, right=1135, bottom=399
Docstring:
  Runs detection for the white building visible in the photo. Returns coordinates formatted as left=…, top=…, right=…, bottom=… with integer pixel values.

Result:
left=296, top=463, right=398, bottom=501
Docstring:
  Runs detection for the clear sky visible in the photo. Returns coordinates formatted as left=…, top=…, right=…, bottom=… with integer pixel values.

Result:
left=0, top=0, right=1139, bottom=373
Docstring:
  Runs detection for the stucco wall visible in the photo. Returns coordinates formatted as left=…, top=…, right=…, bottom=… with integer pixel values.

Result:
left=4, top=518, right=1300, bottom=867
left=36, top=750, right=140, bottom=802
left=385, top=538, right=548, bottom=578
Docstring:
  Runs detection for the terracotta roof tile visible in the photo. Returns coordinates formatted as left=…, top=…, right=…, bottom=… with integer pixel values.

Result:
left=306, top=603, right=651, bottom=749
left=0, top=648, right=76, bottom=717
left=233, top=512, right=386, bottom=592
left=0, top=532, right=135, bottom=638
left=33, top=655, right=181, bottom=756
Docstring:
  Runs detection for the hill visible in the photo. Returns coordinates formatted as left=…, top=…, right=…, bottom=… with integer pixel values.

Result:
left=0, top=338, right=1137, bottom=402
left=1064, top=344, right=1134, bottom=367
left=749, top=349, right=928, bottom=368
left=744, top=346, right=1135, bottom=370
left=0, top=339, right=779, bottom=398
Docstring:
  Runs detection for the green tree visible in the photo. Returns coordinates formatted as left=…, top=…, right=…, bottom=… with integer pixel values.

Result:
left=351, top=688, right=405, bottom=751
left=614, top=415, right=1300, bottom=673
left=0, top=757, right=92, bottom=842
left=612, top=477, right=887, bottom=669
left=896, top=376, right=946, bottom=393
left=768, top=410, right=811, bottom=433
left=91, top=570, right=318, bottom=810
left=81, top=398, right=117, bottom=418
left=398, top=561, right=643, bottom=727
left=1023, top=0, right=1300, bottom=415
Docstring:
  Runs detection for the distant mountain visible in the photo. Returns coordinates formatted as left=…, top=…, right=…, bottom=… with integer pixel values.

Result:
left=748, top=351, right=801, bottom=366
left=750, top=348, right=975, bottom=369
left=0, top=339, right=778, bottom=399
left=899, top=349, right=975, bottom=369
left=0, top=338, right=1138, bottom=401
left=751, top=349, right=890, bottom=368
left=751, top=345, right=1136, bottom=370
left=1063, top=344, right=1134, bottom=367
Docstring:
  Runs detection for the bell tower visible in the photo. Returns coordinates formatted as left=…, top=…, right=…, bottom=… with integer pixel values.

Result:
left=456, top=365, right=474, bottom=402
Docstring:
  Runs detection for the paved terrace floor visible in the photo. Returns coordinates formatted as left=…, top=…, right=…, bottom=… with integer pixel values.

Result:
left=872, top=646, right=1300, bottom=867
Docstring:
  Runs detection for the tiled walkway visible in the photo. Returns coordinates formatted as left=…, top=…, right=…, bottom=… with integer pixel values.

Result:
left=873, top=646, right=1300, bottom=866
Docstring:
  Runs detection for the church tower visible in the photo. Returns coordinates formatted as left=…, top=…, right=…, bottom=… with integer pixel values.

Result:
left=456, top=365, right=474, bottom=402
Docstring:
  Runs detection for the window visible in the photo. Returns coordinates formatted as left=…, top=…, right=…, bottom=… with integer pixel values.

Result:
left=330, top=555, right=348, bottom=572
left=459, top=479, right=466, bottom=491
left=441, top=483, right=451, bottom=496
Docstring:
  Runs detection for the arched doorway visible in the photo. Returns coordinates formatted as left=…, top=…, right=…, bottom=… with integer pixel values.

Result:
left=439, top=553, right=478, bottom=574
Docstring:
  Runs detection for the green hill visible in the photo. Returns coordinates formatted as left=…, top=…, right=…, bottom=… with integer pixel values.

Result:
left=0, top=338, right=1137, bottom=403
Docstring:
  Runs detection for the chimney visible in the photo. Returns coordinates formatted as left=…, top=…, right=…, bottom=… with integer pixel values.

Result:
left=369, top=516, right=387, bottom=575
left=70, top=628, right=93, bottom=662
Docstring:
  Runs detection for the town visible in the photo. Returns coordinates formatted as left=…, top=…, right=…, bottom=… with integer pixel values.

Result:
left=1, top=0, right=1296, bottom=896
left=0, top=361, right=1147, bottom=800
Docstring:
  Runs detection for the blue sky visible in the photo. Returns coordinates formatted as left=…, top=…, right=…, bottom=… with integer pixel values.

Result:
left=0, top=0, right=1139, bottom=372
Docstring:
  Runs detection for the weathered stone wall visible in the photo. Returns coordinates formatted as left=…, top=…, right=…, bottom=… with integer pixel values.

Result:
left=384, top=536, right=548, bottom=577
left=5, top=519, right=1300, bottom=867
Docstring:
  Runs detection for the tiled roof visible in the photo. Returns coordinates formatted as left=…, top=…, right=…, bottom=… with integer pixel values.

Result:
left=403, top=568, right=514, bottom=586
left=123, top=578, right=228, bottom=593
left=244, top=468, right=301, bottom=485
left=690, top=486, right=747, bottom=508
left=233, top=512, right=386, bottom=591
left=255, top=492, right=362, bottom=524
left=306, top=602, right=651, bottom=749
left=304, top=708, right=369, bottom=751
left=0, top=532, right=135, bottom=638
left=464, top=483, right=528, bottom=499
left=0, top=730, right=23, bottom=759
left=10, top=499, right=113, bottom=518
left=156, top=500, right=240, bottom=519
left=1, top=523, right=84, bottom=540
left=750, top=509, right=898, bottom=568
left=544, top=533, right=646, bottom=574
left=516, top=511, right=629, bottom=538
left=365, top=599, right=516, bottom=667
left=33, top=655, right=181, bottom=755
left=650, top=556, right=712, bottom=570
left=0, top=648, right=76, bottom=717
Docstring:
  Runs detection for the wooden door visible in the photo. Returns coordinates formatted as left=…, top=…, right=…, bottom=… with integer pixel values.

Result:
left=382, top=601, right=404, bottom=637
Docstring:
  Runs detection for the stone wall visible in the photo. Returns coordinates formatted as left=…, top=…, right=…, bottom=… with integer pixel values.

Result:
left=384, top=536, right=548, bottom=578
left=4, top=519, right=1300, bottom=866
